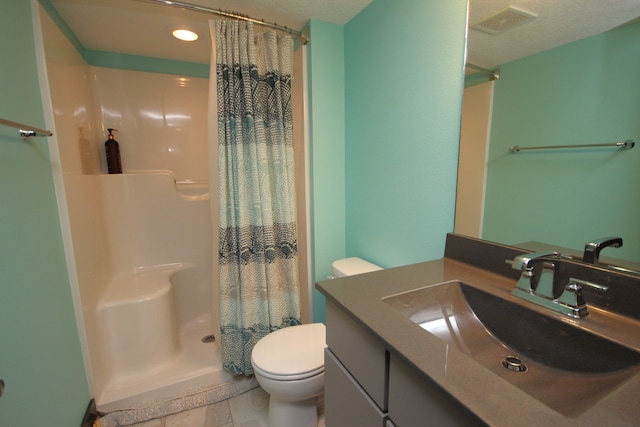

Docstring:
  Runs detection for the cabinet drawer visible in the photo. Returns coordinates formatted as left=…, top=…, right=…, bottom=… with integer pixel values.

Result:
left=325, top=349, right=387, bottom=427
left=388, top=355, right=485, bottom=427
left=326, top=301, right=388, bottom=410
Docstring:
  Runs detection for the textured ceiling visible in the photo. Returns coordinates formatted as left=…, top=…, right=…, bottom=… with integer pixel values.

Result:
left=49, top=0, right=373, bottom=64
left=467, top=0, right=640, bottom=70
left=50, top=0, right=640, bottom=68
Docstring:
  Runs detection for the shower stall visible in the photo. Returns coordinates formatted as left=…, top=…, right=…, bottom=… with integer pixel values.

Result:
left=33, top=2, right=309, bottom=416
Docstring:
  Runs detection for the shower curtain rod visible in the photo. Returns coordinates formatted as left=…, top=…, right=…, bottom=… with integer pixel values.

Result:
left=466, top=63, right=500, bottom=81
left=133, top=0, right=308, bottom=44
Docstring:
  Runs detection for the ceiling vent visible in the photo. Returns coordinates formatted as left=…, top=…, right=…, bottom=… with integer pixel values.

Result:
left=471, top=6, right=537, bottom=35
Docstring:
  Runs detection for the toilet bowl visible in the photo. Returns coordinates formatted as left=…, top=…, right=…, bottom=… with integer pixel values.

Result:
left=251, top=257, right=382, bottom=427
left=251, top=323, right=326, bottom=427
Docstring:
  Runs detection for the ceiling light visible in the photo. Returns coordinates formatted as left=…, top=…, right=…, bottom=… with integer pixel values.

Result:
left=172, top=28, right=199, bottom=41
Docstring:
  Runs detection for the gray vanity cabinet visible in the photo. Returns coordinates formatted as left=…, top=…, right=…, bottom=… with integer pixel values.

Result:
left=325, top=300, right=485, bottom=427
left=388, top=355, right=485, bottom=426
left=325, top=350, right=388, bottom=426
left=325, top=302, right=389, bottom=426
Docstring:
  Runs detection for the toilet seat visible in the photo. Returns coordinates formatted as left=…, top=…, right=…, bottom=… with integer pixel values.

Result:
left=251, top=323, right=326, bottom=381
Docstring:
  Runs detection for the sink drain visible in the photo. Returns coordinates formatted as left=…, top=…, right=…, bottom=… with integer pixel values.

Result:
left=202, top=334, right=216, bottom=343
left=502, top=356, right=527, bottom=372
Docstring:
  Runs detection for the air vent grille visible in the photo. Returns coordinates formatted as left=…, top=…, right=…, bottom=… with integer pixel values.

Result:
left=471, top=6, right=537, bottom=35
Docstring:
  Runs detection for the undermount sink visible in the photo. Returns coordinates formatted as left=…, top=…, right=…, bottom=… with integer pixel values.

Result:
left=383, top=280, right=640, bottom=417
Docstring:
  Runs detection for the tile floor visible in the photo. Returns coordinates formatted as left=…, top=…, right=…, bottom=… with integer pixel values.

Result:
left=127, top=387, right=325, bottom=427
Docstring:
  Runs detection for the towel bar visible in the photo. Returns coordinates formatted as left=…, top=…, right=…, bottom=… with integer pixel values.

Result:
left=509, top=139, right=634, bottom=153
left=0, top=117, right=52, bottom=141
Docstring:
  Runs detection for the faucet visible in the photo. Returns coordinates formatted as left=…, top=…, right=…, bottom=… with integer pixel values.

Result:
left=583, top=236, right=623, bottom=264
left=511, top=251, right=559, bottom=299
left=509, top=251, right=608, bottom=318
left=556, top=278, right=609, bottom=318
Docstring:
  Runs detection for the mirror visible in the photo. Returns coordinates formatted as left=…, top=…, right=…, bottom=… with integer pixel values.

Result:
left=48, top=0, right=640, bottom=271
left=457, top=0, right=640, bottom=270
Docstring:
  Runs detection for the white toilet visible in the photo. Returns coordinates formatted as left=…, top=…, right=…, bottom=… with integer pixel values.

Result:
left=251, top=257, right=382, bottom=427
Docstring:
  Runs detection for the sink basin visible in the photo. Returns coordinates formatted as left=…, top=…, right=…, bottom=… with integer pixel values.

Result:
left=383, top=280, right=640, bottom=417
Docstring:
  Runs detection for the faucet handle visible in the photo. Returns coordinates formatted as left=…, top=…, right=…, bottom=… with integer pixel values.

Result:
left=567, top=277, right=608, bottom=292
left=557, top=278, right=607, bottom=319
left=557, top=283, right=589, bottom=318
left=558, top=283, right=586, bottom=307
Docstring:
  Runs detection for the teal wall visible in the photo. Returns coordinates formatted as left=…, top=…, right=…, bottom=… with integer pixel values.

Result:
left=84, top=50, right=209, bottom=78
left=483, top=22, right=640, bottom=262
left=307, top=20, right=346, bottom=322
left=308, top=1, right=468, bottom=322
left=344, top=0, right=468, bottom=268
left=0, top=1, right=90, bottom=425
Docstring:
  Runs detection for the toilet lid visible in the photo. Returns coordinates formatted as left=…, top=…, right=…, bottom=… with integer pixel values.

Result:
left=251, top=323, right=326, bottom=380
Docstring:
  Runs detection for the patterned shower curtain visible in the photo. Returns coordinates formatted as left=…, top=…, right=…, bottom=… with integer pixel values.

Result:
left=210, top=20, right=301, bottom=376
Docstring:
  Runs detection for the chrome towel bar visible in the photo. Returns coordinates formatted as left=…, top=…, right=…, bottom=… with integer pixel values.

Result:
left=509, top=139, right=635, bottom=153
left=0, top=117, right=52, bottom=141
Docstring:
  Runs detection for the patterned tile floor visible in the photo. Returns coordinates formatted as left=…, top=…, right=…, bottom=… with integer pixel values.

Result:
left=128, top=387, right=325, bottom=427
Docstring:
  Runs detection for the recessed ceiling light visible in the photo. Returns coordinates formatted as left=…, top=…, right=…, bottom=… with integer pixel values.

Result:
left=172, top=28, right=199, bottom=41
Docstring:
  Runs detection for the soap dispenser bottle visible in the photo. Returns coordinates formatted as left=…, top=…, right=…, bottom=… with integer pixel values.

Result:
left=104, top=128, right=122, bottom=174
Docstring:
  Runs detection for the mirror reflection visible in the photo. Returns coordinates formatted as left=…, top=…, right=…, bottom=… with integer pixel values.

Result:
left=50, top=0, right=640, bottom=269
left=457, top=0, right=640, bottom=268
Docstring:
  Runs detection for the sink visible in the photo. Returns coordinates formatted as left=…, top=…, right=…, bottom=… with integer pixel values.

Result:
left=383, top=280, right=640, bottom=417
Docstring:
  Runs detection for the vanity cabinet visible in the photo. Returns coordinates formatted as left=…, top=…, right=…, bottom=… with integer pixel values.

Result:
left=325, top=302, right=389, bottom=426
left=325, top=349, right=388, bottom=426
left=388, top=355, right=484, bottom=426
left=325, top=300, right=484, bottom=427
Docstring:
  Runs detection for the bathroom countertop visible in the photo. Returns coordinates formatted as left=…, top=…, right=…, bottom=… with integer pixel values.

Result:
left=316, top=249, right=640, bottom=426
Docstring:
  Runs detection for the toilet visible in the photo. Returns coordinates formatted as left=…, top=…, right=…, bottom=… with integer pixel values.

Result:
left=251, top=257, right=382, bottom=427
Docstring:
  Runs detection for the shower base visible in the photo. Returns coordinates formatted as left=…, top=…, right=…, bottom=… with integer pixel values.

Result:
left=97, top=314, right=238, bottom=414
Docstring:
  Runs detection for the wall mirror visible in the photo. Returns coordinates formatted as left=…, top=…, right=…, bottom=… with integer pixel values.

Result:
left=457, top=0, right=640, bottom=271
left=49, top=0, right=640, bottom=270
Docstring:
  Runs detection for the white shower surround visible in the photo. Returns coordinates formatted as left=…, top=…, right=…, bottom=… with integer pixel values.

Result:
left=34, top=3, right=310, bottom=416
left=34, top=4, right=233, bottom=414
left=64, top=172, right=232, bottom=413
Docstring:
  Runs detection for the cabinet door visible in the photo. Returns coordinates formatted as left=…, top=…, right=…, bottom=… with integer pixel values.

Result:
left=325, top=349, right=387, bottom=427
left=326, top=301, right=388, bottom=410
left=388, top=355, right=486, bottom=427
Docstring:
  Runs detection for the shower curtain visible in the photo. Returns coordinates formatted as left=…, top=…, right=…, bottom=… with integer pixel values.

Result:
left=210, top=20, right=301, bottom=376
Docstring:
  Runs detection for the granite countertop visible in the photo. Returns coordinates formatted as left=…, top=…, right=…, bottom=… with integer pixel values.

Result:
left=316, top=247, right=640, bottom=426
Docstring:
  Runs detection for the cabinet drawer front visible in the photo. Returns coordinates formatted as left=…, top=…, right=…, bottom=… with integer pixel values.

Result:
left=388, top=355, right=485, bottom=427
left=326, top=301, right=388, bottom=409
left=325, top=349, right=387, bottom=427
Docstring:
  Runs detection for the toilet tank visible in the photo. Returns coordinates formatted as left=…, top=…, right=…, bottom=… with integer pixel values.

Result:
left=331, top=257, right=382, bottom=278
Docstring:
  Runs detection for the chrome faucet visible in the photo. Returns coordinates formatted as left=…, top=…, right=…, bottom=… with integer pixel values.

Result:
left=509, top=251, right=608, bottom=318
left=511, top=251, right=559, bottom=299
left=583, top=236, right=623, bottom=264
left=557, top=278, right=609, bottom=318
